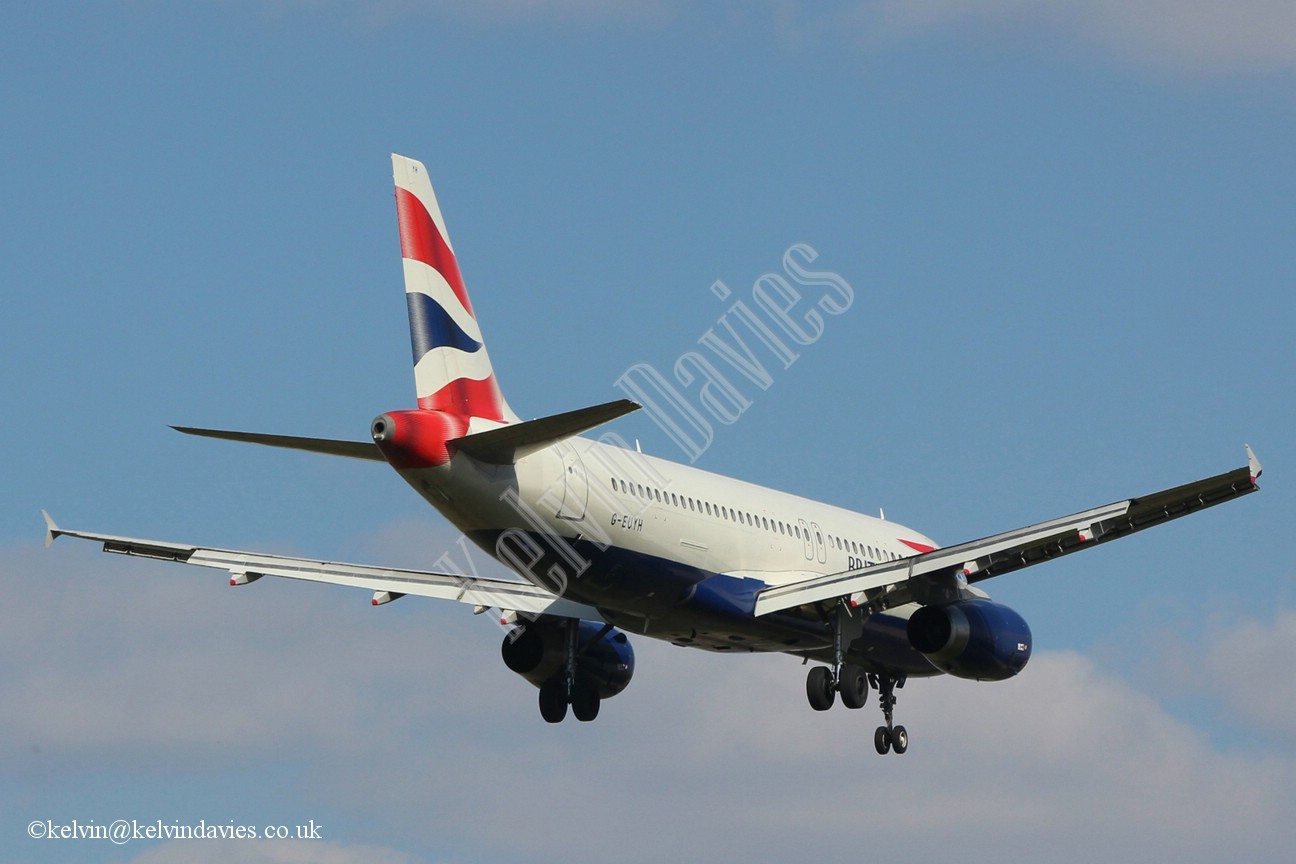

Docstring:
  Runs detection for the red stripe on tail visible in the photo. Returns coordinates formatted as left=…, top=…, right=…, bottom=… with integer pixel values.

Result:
left=418, top=376, right=508, bottom=423
left=395, top=187, right=474, bottom=316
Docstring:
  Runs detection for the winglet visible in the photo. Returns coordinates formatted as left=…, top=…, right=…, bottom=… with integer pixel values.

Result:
left=42, top=510, right=61, bottom=549
left=1247, top=444, right=1262, bottom=484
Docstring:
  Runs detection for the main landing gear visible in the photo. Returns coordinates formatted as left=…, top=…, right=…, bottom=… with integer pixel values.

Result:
left=538, top=619, right=605, bottom=724
left=804, top=602, right=909, bottom=754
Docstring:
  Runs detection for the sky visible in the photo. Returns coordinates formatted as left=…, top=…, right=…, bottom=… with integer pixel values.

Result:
left=2, top=1, right=1295, bottom=862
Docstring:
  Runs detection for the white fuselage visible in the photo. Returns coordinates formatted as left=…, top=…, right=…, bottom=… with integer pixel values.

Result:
left=397, top=433, right=945, bottom=673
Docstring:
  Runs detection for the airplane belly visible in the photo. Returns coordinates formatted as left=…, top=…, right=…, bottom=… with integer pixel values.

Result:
left=464, top=528, right=940, bottom=674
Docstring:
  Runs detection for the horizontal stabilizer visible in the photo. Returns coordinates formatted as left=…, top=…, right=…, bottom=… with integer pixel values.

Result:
left=452, top=399, right=640, bottom=464
left=172, top=426, right=383, bottom=461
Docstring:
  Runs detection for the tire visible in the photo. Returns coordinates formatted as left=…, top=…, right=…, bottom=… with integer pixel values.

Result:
left=538, top=680, right=568, bottom=723
left=874, top=725, right=891, bottom=755
left=571, top=684, right=600, bottom=722
left=891, top=725, right=908, bottom=755
left=806, top=666, right=836, bottom=711
left=839, top=664, right=868, bottom=709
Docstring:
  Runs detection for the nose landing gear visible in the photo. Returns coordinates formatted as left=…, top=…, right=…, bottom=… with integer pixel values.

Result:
left=870, top=673, right=907, bottom=755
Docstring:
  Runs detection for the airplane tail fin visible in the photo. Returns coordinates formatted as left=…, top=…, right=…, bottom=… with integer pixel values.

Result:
left=392, top=154, right=519, bottom=424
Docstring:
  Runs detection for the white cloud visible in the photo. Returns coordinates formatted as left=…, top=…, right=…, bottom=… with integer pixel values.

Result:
left=6, top=529, right=1296, bottom=863
left=230, top=1, right=1296, bottom=74
left=1136, top=608, right=1296, bottom=743
left=840, top=0, right=1296, bottom=74
left=1204, top=610, right=1296, bottom=739
left=0, top=539, right=511, bottom=766
left=126, top=840, right=423, bottom=864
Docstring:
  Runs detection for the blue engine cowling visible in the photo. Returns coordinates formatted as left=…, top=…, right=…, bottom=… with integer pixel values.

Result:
left=500, top=619, right=634, bottom=699
left=906, top=599, right=1032, bottom=681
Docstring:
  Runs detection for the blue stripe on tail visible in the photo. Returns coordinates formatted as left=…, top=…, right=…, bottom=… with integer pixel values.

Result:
left=406, top=293, right=482, bottom=363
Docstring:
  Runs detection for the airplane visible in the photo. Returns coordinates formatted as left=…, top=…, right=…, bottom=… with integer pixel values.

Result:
left=44, top=154, right=1263, bottom=755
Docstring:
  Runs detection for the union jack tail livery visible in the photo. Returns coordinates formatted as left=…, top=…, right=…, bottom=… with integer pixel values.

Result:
left=393, top=154, right=519, bottom=424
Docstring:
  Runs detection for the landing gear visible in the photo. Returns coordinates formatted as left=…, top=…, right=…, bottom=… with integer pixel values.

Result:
left=806, top=665, right=835, bottom=711
left=537, top=619, right=602, bottom=723
left=803, top=603, right=869, bottom=713
left=571, top=682, right=600, bottom=722
left=839, top=664, right=869, bottom=710
left=539, top=679, right=568, bottom=723
left=871, top=673, right=907, bottom=755
left=802, top=603, right=910, bottom=754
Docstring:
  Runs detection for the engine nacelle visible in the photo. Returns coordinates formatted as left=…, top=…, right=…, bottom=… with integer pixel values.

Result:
left=500, top=619, right=634, bottom=699
left=906, top=599, right=1032, bottom=681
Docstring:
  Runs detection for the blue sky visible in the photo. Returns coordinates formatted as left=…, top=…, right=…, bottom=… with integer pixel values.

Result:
left=3, top=2, right=1295, bottom=862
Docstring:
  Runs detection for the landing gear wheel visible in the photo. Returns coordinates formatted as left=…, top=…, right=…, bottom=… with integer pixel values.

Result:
left=891, top=725, right=908, bottom=755
left=538, top=680, right=568, bottom=724
left=571, top=684, right=600, bottom=722
left=839, top=664, right=868, bottom=710
left=806, top=665, right=836, bottom=711
left=874, top=725, right=891, bottom=755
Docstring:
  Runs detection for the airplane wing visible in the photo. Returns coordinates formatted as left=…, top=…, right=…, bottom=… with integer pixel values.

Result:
left=754, top=446, right=1263, bottom=617
left=42, top=513, right=604, bottom=623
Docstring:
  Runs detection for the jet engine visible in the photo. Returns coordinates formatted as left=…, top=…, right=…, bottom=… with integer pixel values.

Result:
left=906, top=599, right=1032, bottom=681
left=500, top=618, right=634, bottom=699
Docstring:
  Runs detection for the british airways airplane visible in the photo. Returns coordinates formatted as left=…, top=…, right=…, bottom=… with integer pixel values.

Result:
left=44, top=154, right=1263, bottom=755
